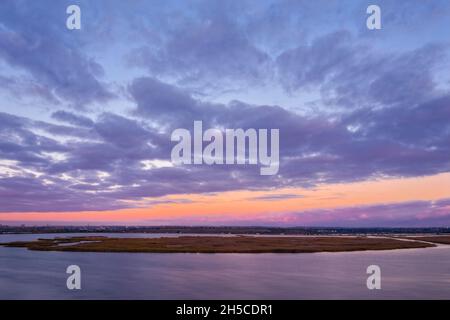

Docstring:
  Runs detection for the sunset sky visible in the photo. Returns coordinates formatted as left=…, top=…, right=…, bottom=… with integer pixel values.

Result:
left=0, top=0, right=449, bottom=227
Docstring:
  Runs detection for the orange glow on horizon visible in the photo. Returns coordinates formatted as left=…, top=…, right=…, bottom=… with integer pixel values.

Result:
left=1, top=172, right=449, bottom=224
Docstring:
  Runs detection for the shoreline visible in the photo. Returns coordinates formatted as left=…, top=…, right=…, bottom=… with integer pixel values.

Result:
left=1, top=235, right=440, bottom=254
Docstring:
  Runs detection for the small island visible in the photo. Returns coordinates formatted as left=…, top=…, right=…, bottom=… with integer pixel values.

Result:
left=0, top=235, right=437, bottom=253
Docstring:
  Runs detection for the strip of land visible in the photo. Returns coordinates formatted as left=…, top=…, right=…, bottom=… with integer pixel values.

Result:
left=405, top=236, right=450, bottom=245
left=2, top=225, right=450, bottom=235
left=0, top=235, right=436, bottom=253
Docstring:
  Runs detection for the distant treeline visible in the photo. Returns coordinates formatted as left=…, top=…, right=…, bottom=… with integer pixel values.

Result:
left=1, top=225, right=450, bottom=235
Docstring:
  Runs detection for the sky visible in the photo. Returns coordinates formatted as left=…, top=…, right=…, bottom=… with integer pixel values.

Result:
left=0, top=0, right=449, bottom=227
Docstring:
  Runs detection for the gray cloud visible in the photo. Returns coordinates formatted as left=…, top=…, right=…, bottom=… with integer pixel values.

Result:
left=277, top=32, right=446, bottom=108
left=0, top=1, right=113, bottom=107
left=52, top=111, right=94, bottom=128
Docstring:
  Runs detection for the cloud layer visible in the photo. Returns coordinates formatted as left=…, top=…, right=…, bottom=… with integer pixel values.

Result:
left=0, top=0, right=449, bottom=226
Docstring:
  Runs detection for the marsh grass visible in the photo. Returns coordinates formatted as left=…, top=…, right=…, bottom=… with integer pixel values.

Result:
left=2, top=235, right=435, bottom=253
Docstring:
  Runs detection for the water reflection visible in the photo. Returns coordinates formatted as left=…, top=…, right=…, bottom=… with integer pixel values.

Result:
left=1, top=233, right=449, bottom=299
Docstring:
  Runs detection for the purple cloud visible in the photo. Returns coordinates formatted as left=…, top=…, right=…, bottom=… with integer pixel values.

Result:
left=0, top=0, right=449, bottom=226
left=0, top=1, right=113, bottom=107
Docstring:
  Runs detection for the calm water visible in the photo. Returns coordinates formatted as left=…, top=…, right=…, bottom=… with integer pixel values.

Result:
left=1, top=233, right=450, bottom=299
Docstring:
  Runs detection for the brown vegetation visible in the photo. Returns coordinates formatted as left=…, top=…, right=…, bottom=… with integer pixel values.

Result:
left=1, top=235, right=435, bottom=253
